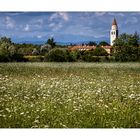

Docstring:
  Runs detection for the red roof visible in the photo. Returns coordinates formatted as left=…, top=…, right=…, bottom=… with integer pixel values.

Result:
left=68, top=45, right=96, bottom=51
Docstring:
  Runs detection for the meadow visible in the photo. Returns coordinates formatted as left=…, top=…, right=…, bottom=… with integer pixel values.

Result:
left=0, top=62, right=140, bottom=128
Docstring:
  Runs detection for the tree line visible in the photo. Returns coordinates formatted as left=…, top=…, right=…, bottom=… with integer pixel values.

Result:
left=0, top=32, right=140, bottom=62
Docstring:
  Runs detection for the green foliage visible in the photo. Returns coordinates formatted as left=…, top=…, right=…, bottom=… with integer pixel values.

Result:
left=98, top=41, right=110, bottom=46
left=113, top=33, right=140, bottom=61
left=40, top=44, right=52, bottom=55
left=81, top=47, right=108, bottom=62
left=45, top=48, right=70, bottom=62
left=15, top=43, right=39, bottom=56
left=32, top=48, right=40, bottom=55
left=0, top=37, right=25, bottom=62
left=68, top=51, right=84, bottom=62
left=82, top=54, right=113, bottom=62
left=45, top=38, right=56, bottom=48
left=86, top=41, right=97, bottom=46
left=92, top=47, right=108, bottom=56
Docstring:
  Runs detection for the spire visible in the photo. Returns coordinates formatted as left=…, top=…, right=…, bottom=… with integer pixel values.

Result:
left=112, top=18, right=117, bottom=26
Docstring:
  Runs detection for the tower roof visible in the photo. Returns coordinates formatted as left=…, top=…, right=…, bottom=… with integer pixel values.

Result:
left=112, top=18, right=117, bottom=26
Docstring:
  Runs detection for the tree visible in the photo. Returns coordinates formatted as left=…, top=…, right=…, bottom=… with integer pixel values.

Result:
left=0, top=37, right=24, bottom=62
left=32, top=48, right=39, bottom=55
left=45, top=48, right=69, bottom=62
left=86, top=41, right=97, bottom=46
left=45, top=38, right=56, bottom=48
left=113, top=33, right=140, bottom=61
left=40, top=44, right=52, bottom=55
left=98, top=41, right=109, bottom=46
left=92, top=47, right=108, bottom=56
left=15, top=43, right=39, bottom=56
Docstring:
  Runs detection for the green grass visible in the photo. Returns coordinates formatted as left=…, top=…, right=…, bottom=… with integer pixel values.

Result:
left=0, top=62, right=140, bottom=128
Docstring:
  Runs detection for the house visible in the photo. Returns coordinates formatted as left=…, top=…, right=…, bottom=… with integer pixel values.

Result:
left=68, top=45, right=96, bottom=51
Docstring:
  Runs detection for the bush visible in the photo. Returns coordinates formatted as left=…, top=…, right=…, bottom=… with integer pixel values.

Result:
left=45, top=48, right=69, bottom=62
left=92, top=47, right=108, bottom=56
left=82, top=51, right=115, bottom=62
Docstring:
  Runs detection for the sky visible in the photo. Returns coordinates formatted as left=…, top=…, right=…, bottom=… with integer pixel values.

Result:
left=0, top=12, right=140, bottom=44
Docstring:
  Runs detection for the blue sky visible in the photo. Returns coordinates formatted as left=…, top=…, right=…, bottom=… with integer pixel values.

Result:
left=0, top=12, right=140, bottom=43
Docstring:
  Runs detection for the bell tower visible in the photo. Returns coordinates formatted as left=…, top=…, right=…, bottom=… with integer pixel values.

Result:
left=110, top=18, right=118, bottom=46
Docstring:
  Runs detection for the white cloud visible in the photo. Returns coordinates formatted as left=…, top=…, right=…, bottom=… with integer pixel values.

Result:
left=4, top=16, right=15, bottom=29
left=125, top=17, right=138, bottom=24
left=52, top=22, right=63, bottom=31
left=108, top=12, right=125, bottom=17
left=28, top=18, right=44, bottom=30
left=49, top=12, right=69, bottom=21
left=130, top=12, right=140, bottom=15
left=48, top=12, right=69, bottom=32
left=49, top=13, right=58, bottom=21
left=95, top=12, right=106, bottom=16
left=48, top=22, right=63, bottom=31
left=37, top=35, right=42, bottom=39
left=48, top=23, right=55, bottom=27
left=23, top=24, right=30, bottom=31
left=59, top=12, right=69, bottom=21
left=37, top=19, right=44, bottom=24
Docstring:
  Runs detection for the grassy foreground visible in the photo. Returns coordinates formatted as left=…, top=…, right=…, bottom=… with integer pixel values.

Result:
left=0, top=62, right=140, bottom=128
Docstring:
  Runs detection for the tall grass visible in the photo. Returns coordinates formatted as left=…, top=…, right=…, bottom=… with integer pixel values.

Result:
left=0, top=62, right=140, bottom=128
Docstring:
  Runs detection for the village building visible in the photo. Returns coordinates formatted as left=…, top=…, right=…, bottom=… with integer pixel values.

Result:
left=68, top=18, right=118, bottom=55
left=69, top=45, right=96, bottom=51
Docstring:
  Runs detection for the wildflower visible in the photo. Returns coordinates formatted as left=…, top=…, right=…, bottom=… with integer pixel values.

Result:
left=20, top=112, right=24, bottom=115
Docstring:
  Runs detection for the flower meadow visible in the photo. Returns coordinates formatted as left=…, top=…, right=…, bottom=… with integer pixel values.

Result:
left=0, top=62, right=140, bottom=128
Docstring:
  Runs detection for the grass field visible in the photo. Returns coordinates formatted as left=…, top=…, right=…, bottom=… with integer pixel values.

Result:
left=0, top=62, right=140, bottom=128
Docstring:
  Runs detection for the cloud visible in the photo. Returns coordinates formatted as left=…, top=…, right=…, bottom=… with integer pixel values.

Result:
left=95, top=12, right=106, bottom=16
left=130, top=12, right=140, bottom=15
left=4, top=16, right=15, bottom=29
left=49, top=12, right=69, bottom=21
left=48, top=23, right=55, bottom=28
left=125, top=17, right=138, bottom=24
left=28, top=18, right=44, bottom=30
left=48, top=22, right=63, bottom=31
left=48, top=12, right=69, bottom=32
left=37, top=35, right=42, bottom=39
left=59, top=12, right=69, bottom=21
left=37, top=19, right=44, bottom=24
left=52, top=22, right=63, bottom=31
left=23, top=24, right=30, bottom=31
left=108, top=12, right=125, bottom=17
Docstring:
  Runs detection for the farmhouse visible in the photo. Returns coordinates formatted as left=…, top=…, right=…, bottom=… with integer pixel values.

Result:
left=68, top=45, right=96, bottom=51
left=68, top=18, right=118, bottom=55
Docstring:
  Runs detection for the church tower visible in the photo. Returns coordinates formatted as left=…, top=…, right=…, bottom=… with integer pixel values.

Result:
left=110, top=18, right=118, bottom=46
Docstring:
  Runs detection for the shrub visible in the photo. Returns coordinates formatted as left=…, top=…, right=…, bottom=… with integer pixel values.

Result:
left=92, top=47, right=108, bottom=56
left=45, top=48, right=69, bottom=62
